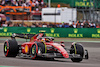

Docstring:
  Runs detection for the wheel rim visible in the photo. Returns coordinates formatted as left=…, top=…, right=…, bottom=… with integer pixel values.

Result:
left=4, top=45, right=7, bottom=52
left=4, top=42, right=8, bottom=55
left=32, top=45, right=36, bottom=55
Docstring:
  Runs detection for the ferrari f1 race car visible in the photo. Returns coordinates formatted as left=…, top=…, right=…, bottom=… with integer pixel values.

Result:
left=4, top=33, right=89, bottom=62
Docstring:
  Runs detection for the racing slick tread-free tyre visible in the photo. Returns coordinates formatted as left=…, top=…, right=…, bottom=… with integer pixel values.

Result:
left=4, top=39, right=18, bottom=57
left=37, top=42, right=54, bottom=60
left=31, top=42, right=45, bottom=59
left=37, top=42, right=54, bottom=61
left=85, top=49, right=89, bottom=59
left=31, top=44, right=37, bottom=59
left=70, top=43, right=84, bottom=62
left=37, top=42, right=45, bottom=53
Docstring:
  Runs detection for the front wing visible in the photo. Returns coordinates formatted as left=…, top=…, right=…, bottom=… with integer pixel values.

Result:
left=37, top=53, right=82, bottom=59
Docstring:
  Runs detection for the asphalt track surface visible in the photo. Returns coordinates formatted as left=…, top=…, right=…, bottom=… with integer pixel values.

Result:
left=0, top=37, right=100, bottom=67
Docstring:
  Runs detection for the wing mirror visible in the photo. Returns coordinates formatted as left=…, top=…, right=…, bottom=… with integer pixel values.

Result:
left=60, top=41, right=64, bottom=43
left=51, top=37, right=54, bottom=41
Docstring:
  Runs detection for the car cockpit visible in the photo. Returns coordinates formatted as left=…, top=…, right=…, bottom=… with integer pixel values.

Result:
left=38, top=37, right=54, bottom=42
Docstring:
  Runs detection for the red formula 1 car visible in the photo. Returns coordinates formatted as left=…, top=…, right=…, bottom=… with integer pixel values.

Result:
left=4, top=33, right=89, bottom=62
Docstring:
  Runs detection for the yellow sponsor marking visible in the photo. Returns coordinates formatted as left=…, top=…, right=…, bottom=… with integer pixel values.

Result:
left=25, top=45, right=29, bottom=53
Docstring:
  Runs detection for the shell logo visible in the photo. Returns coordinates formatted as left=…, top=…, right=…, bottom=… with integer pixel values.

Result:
left=58, top=46, right=62, bottom=48
left=25, top=45, right=29, bottom=53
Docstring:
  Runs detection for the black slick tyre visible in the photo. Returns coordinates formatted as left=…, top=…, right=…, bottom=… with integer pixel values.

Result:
left=4, top=39, right=18, bottom=57
left=31, top=44, right=37, bottom=59
left=31, top=42, right=46, bottom=59
left=85, top=49, right=89, bottom=59
left=70, top=43, right=84, bottom=62
left=37, top=42, right=46, bottom=53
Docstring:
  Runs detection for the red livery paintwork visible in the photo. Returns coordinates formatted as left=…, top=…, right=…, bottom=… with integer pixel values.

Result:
left=4, top=33, right=89, bottom=62
left=19, top=33, right=69, bottom=58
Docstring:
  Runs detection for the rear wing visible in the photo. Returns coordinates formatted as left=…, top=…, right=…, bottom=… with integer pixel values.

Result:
left=11, top=33, right=35, bottom=39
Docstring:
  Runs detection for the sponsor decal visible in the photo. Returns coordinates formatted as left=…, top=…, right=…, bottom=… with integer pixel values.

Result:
left=92, top=34, right=100, bottom=37
left=46, top=33, right=60, bottom=37
left=39, top=28, right=60, bottom=37
left=25, top=45, right=29, bottom=53
left=97, top=29, right=100, bottom=33
left=74, top=29, right=78, bottom=33
left=0, top=32, right=12, bottom=36
left=68, top=29, right=83, bottom=37
left=3, top=27, right=8, bottom=32
left=75, top=1, right=93, bottom=7
left=50, top=28, right=55, bottom=33
left=27, top=28, right=31, bottom=32
left=45, top=28, right=60, bottom=37
left=58, top=46, right=62, bottom=48
left=39, top=30, right=46, bottom=32
left=92, top=29, right=100, bottom=38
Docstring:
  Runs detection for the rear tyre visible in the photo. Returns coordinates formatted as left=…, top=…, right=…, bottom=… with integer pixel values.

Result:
left=31, top=44, right=37, bottom=59
left=70, top=43, right=84, bottom=62
left=4, top=39, right=18, bottom=57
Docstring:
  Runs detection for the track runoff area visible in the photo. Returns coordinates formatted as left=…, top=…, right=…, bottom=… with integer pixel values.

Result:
left=0, top=37, right=100, bottom=67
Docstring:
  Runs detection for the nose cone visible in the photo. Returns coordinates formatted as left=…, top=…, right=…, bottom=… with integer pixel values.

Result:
left=62, top=52, right=69, bottom=58
left=52, top=43, right=69, bottom=58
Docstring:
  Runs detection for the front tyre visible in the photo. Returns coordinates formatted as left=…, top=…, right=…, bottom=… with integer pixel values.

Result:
left=70, top=43, right=84, bottom=62
left=85, top=49, right=89, bottom=59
